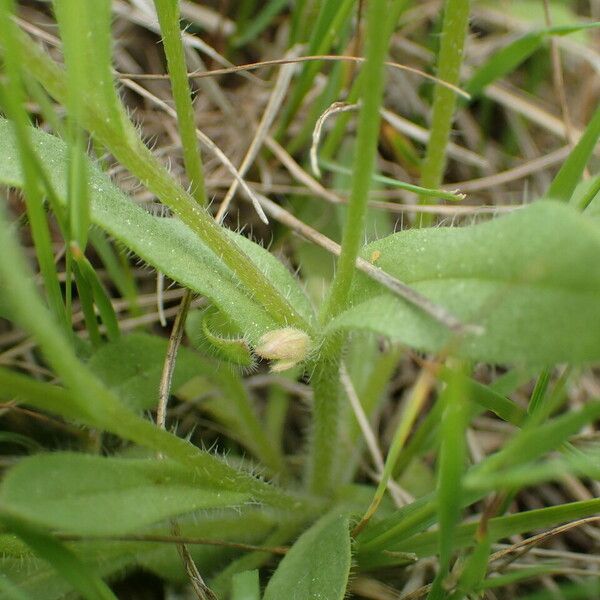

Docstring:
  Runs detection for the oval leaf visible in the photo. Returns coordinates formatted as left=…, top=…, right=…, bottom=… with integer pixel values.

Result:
left=0, top=119, right=314, bottom=344
left=263, top=513, right=351, bottom=600
left=0, top=453, right=249, bottom=535
left=328, top=201, right=600, bottom=365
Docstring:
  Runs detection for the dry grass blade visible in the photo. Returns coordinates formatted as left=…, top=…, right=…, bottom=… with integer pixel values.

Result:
left=488, top=516, right=600, bottom=570
left=310, top=101, right=360, bottom=177
left=215, top=47, right=300, bottom=222
left=340, top=363, right=412, bottom=507
left=380, top=109, right=489, bottom=169
left=117, top=54, right=472, bottom=99
left=119, top=77, right=269, bottom=223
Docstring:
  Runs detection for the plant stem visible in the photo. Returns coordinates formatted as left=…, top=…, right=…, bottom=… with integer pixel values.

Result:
left=154, top=0, right=207, bottom=206
left=419, top=0, right=471, bottom=227
left=306, top=0, right=391, bottom=496
left=306, top=335, right=343, bottom=495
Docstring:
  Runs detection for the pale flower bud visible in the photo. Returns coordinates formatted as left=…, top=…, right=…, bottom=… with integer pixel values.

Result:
left=255, top=327, right=310, bottom=371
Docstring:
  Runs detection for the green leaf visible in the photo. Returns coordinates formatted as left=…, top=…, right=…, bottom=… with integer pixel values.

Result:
left=384, top=498, right=600, bottom=560
left=465, top=23, right=600, bottom=99
left=328, top=201, right=600, bottom=365
left=0, top=118, right=314, bottom=345
left=546, top=105, right=600, bottom=203
left=0, top=512, right=117, bottom=600
left=0, top=509, right=277, bottom=600
left=231, top=570, right=261, bottom=600
left=186, top=307, right=255, bottom=368
left=0, top=453, right=249, bottom=535
left=262, top=514, right=351, bottom=600
left=88, top=333, right=208, bottom=411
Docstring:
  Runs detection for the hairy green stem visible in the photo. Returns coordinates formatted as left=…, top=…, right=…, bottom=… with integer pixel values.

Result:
left=307, top=0, right=391, bottom=496
left=154, top=0, right=207, bottom=206
left=419, top=0, right=471, bottom=227
left=306, top=335, right=344, bottom=494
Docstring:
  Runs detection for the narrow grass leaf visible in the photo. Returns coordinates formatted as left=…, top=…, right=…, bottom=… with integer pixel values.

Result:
left=546, top=105, right=600, bottom=202
left=233, top=0, right=289, bottom=47
left=365, top=498, right=600, bottom=564
left=0, top=512, right=117, bottom=600
left=419, top=0, right=471, bottom=223
left=465, top=23, right=600, bottom=98
left=231, top=570, right=261, bottom=600
left=467, top=399, right=600, bottom=484
left=153, top=0, right=206, bottom=205
left=276, top=0, right=355, bottom=134
left=0, top=3, right=66, bottom=328
left=319, top=159, right=465, bottom=201
left=427, top=366, right=470, bottom=599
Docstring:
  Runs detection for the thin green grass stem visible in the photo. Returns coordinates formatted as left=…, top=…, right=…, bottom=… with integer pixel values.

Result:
left=319, top=0, right=390, bottom=322
left=154, top=0, right=207, bottom=206
left=0, top=2, right=66, bottom=330
left=419, top=0, right=471, bottom=227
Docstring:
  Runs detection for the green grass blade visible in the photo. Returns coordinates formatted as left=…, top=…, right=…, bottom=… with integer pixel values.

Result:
left=419, top=0, right=471, bottom=224
left=153, top=0, right=207, bottom=205
left=232, top=0, right=289, bottom=48
left=465, top=23, right=600, bottom=98
left=72, top=249, right=120, bottom=342
left=53, top=0, right=91, bottom=250
left=467, top=399, right=600, bottom=485
left=73, top=265, right=102, bottom=348
left=320, top=0, right=391, bottom=320
left=319, top=159, right=465, bottom=201
left=89, top=229, right=140, bottom=316
left=0, top=512, right=117, bottom=600
left=276, top=0, right=355, bottom=136
left=0, top=2, right=66, bottom=329
left=546, top=104, right=600, bottom=202
left=388, top=498, right=600, bottom=560
left=231, top=570, right=261, bottom=600
left=427, top=365, right=470, bottom=599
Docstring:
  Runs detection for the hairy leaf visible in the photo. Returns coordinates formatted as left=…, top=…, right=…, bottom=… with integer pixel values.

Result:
left=328, top=201, right=600, bottom=365
left=0, top=453, right=249, bottom=535
left=0, top=119, right=314, bottom=344
left=262, top=513, right=351, bottom=600
left=88, top=333, right=210, bottom=411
